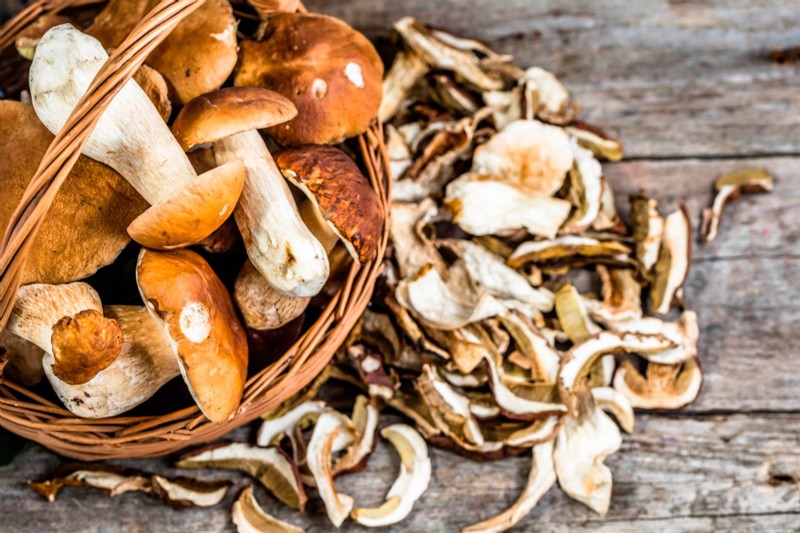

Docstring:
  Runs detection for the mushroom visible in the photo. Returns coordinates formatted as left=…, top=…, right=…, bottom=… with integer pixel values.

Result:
left=583, top=266, right=642, bottom=326
left=417, top=363, right=486, bottom=448
left=7, top=286, right=181, bottom=417
left=235, top=12, right=383, bottom=145
left=650, top=205, right=692, bottom=315
left=554, top=282, right=601, bottom=343
left=347, top=344, right=395, bottom=400
left=612, top=311, right=699, bottom=365
left=390, top=199, right=447, bottom=279
left=86, top=0, right=238, bottom=104
left=380, top=50, right=429, bottom=122
left=29, top=464, right=152, bottom=502
left=562, top=139, right=604, bottom=233
left=700, top=168, right=774, bottom=243
left=15, top=14, right=71, bottom=60
left=0, top=101, right=148, bottom=284
left=0, top=329, right=44, bottom=386
left=520, top=67, right=580, bottom=124
left=566, top=121, right=623, bottom=162
left=630, top=194, right=664, bottom=273
left=29, top=24, right=245, bottom=250
left=232, top=486, right=304, bottom=533
left=177, top=442, right=307, bottom=511
left=333, top=395, right=381, bottom=475
left=351, top=424, right=432, bottom=527
left=132, top=65, right=173, bottom=123
left=172, top=86, right=329, bottom=297
left=234, top=261, right=310, bottom=331
left=247, top=0, right=300, bottom=19
left=151, top=476, right=231, bottom=509
left=257, top=400, right=326, bottom=448
left=462, top=440, right=556, bottom=533
left=591, top=387, right=635, bottom=433
left=275, top=145, right=384, bottom=264
left=136, top=248, right=248, bottom=422
left=508, top=236, right=631, bottom=268
left=496, top=313, right=560, bottom=383
left=613, top=358, right=703, bottom=410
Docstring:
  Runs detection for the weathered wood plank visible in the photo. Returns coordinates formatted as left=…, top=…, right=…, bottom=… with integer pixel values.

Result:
left=1, top=413, right=798, bottom=532
left=304, top=0, right=800, bottom=159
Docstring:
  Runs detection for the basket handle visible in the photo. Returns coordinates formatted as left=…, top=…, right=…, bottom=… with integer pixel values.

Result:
left=0, top=0, right=205, bottom=331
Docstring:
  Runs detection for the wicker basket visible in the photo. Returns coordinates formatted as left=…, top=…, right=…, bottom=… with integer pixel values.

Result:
left=0, top=0, right=391, bottom=460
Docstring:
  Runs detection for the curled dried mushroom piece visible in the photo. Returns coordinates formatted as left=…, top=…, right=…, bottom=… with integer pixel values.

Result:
left=151, top=475, right=231, bottom=509
left=614, top=358, right=702, bottom=409
left=306, top=411, right=357, bottom=526
left=650, top=206, right=692, bottom=315
left=700, top=168, right=774, bottom=243
left=232, top=486, right=304, bottom=533
left=29, top=464, right=151, bottom=502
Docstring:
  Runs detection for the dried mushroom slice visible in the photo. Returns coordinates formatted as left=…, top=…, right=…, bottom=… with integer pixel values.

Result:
left=177, top=442, right=307, bottom=511
left=612, top=311, right=698, bottom=365
left=445, top=172, right=572, bottom=238
left=386, top=125, right=414, bottom=180
left=508, top=236, right=631, bottom=267
left=483, top=87, right=523, bottom=130
left=592, top=180, right=626, bottom=233
left=630, top=194, right=664, bottom=273
left=521, top=67, right=580, bottom=125
left=613, top=358, right=702, bottom=410
left=351, top=424, right=432, bottom=527
left=471, top=120, right=573, bottom=197
left=390, top=199, right=447, bottom=279
left=562, top=140, right=604, bottom=233
left=496, top=313, right=560, bottom=383
left=332, top=396, right=381, bottom=475
left=380, top=50, right=430, bottom=122
left=424, top=325, right=490, bottom=375
left=386, top=386, right=441, bottom=438
left=483, top=350, right=567, bottom=420
left=418, top=364, right=486, bottom=447
left=502, top=415, right=561, bottom=448
left=554, top=399, right=622, bottom=515
left=462, top=440, right=556, bottom=533
left=591, top=387, right=635, bottom=433
left=393, top=17, right=503, bottom=91
left=29, top=464, right=151, bottom=502
left=554, top=283, right=601, bottom=344
left=347, top=344, right=395, bottom=399
left=151, top=475, right=230, bottom=509
left=700, top=168, right=774, bottom=243
left=384, top=294, right=450, bottom=362
left=429, top=73, right=481, bottom=115
left=307, top=411, right=357, bottom=527
left=257, top=401, right=326, bottom=448
left=232, top=486, right=303, bottom=533
left=650, top=205, right=692, bottom=315
left=584, top=266, right=642, bottom=325
left=566, top=122, right=623, bottom=162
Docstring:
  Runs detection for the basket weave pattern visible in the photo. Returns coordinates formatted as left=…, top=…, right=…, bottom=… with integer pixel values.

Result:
left=0, top=0, right=391, bottom=460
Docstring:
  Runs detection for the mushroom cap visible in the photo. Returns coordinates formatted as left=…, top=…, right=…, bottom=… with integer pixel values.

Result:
left=50, top=309, right=123, bottom=385
left=172, top=87, right=298, bottom=151
left=136, top=248, right=248, bottom=422
left=86, top=0, right=237, bottom=104
left=276, top=145, right=383, bottom=263
left=0, top=101, right=148, bottom=284
left=234, top=260, right=310, bottom=331
left=234, top=13, right=383, bottom=145
left=127, top=159, right=245, bottom=250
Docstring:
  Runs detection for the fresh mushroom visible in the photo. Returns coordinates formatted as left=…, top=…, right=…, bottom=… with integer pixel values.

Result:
left=29, top=24, right=245, bottom=250
left=234, top=260, right=310, bottom=331
left=172, top=86, right=329, bottom=297
left=136, top=248, right=248, bottom=422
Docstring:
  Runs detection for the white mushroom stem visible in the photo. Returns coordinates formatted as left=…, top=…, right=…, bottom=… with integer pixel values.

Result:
left=212, top=130, right=329, bottom=297
left=29, top=24, right=196, bottom=204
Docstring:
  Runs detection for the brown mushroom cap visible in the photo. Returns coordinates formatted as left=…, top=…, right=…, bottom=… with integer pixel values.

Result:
left=50, top=309, right=123, bottom=385
left=234, top=12, right=383, bottom=145
left=86, top=0, right=237, bottom=104
left=127, top=159, right=245, bottom=250
left=136, top=248, right=248, bottom=422
left=234, top=260, right=310, bottom=331
left=172, top=87, right=298, bottom=151
left=0, top=101, right=147, bottom=284
left=276, top=145, right=383, bottom=263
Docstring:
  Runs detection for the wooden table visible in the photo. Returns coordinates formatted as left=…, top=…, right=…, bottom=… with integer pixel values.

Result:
left=2, top=1, right=799, bottom=531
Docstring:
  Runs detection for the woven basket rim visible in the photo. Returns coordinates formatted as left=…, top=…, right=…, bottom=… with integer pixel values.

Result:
left=0, top=0, right=392, bottom=460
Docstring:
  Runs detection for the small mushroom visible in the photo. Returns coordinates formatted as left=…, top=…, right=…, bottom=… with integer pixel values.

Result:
left=700, top=168, right=774, bottom=243
left=444, top=172, right=572, bottom=239
left=276, top=145, right=384, bottom=263
left=462, top=440, right=556, bottom=533
left=234, top=260, right=310, bottom=331
left=471, top=120, right=573, bottom=197
left=30, top=25, right=245, bottom=249
left=172, top=86, right=330, bottom=298
left=630, top=194, right=664, bottom=274
left=613, top=358, right=703, bottom=410
left=86, top=0, right=238, bottom=104
left=351, top=424, right=432, bottom=527
left=235, top=12, right=383, bottom=145
left=151, top=475, right=231, bottom=509
left=177, top=442, right=307, bottom=511
left=650, top=205, right=692, bottom=315
left=136, top=249, right=248, bottom=422
left=232, top=486, right=303, bottom=533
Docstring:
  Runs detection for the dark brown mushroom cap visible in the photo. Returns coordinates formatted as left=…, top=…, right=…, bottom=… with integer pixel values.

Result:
left=136, top=249, right=248, bottom=423
left=172, top=87, right=298, bottom=151
left=86, top=0, right=237, bottom=104
left=51, top=310, right=123, bottom=385
left=275, top=145, right=383, bottom=263
left=0, top=101, right=148, bottom=284
left=234, top=12, right=383, bottom=146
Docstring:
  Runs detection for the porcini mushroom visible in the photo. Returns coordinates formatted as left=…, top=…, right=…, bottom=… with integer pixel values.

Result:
left=276, top=145, right=384, bottom=264
left=234, top=261, right=310, bottom=331
left=29, top=24, right=245, bottom=249
left=650, top=205, right=692, bottom=315
left=136, top=249, right=248, bottom=422
left=613, top=358, right=703, bottom=410
left=172, top=86, right=329, bottom=297
left=235, top=12, right=383, bottom=145
left=232, top=486, right=303, bottom=533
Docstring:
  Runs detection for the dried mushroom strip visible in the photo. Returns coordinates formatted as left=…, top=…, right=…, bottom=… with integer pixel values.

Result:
left=29, top=464, right=152, bottom=502
left=630, top=194, right=664, bottom=274
left=151, top=475, right=231, bottom=509
left=700, top=168, right=774, bottom=243
left=232, top=486, right=304, bottom=533
left=614, top=358, right=703, bottom=409
left=650, top=205, right=692, bottom=315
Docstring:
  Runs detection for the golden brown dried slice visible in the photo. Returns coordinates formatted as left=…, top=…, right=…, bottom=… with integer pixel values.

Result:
left=462, top=440, right=556, bottom=533
left=385, top=124, right=415, bottom=180
left=429, top=73, right=481, bottom=114
left=257, top=401, right=326, bottom=448
left=613, top=358, right=703, bottom=410
left=417, top=364, right=486, bottom=447
left=554, top=283, right=601, bottom=344
left=232, top=486, right=304, bottom=533
left=29, top=464, right=152, bottom=502
left=630, top=194, right=664, bottom=273
left=554, top=399, right=622, bottom=515
left=333, top=396, right=381, bottom=475
left=471, top=120, right=573, bottom=196
left=483, top=350, right=567, bottom=420
left=591, top=387, right=635, bottom=433
left=445, top=173, right=572, bottom=238
left=612, top=311, right=699, bottom=365
left=351, top=424, right=432, bottom=527
left=562, top=140, right=604, bottom=233
left=700, top=168, right=774, bottom=243
left=151, top=475, right=231, bottom=509
left=497, top=313, right=561, bottom=383
left=306, top=412, right=357, bottom=527
left=501, top=416, right=562, bottom=448
left=508, top=236, right=631, bottom=267
left=650, top=206, right=692, bottom=315
left=520, top=67, right=580, bottom=125
left=177, top=442, right=307, bottom=512
left=390, top=199, right=448, bottom=278
left=423, top=325, right=489, bottom=375
left=583, top=266, right=642, bottom=326
left=380, top=50, right=429, bottom=122
left=566, top=121, right=624, bottom=162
